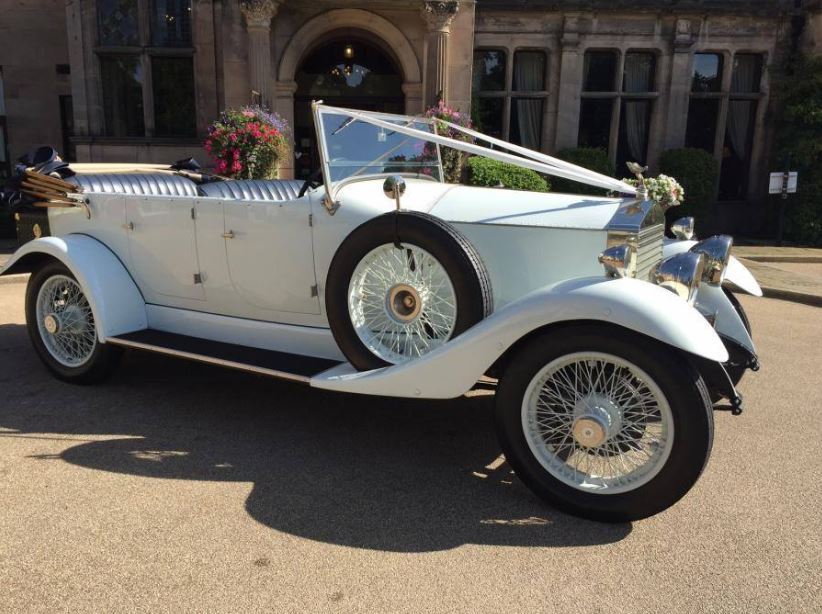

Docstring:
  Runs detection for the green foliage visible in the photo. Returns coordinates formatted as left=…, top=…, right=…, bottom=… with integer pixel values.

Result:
left=771, top=54, right=822, bottom=245
left=658, top=148, right=719, bottom=219
left=551, top=148, right=614, bottom=195
left=466, top=156, right=550, bottom=192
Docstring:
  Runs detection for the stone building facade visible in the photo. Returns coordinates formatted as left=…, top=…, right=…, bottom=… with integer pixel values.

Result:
left=0, top=0, right=811, bottom=232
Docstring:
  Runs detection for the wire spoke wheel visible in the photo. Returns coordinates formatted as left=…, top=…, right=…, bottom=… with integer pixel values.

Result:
left=521, top=352, right=674, bottom=495
left=348, top=243, right=458, bottom=364
left=35, top=274, right=97, bottom=367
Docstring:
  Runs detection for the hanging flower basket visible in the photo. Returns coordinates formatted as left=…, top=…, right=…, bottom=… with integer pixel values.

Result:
left=205, top=106, right=290, bottom=179
left=424, top=101, right=474, bottom=184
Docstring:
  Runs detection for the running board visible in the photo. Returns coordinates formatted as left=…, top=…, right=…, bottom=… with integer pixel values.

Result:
left=107, top=329, right=342, bottom=383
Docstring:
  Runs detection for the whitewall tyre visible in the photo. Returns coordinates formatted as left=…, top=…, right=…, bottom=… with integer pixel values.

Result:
left=495, top=324, right=714, bottom=522
left=25, top=262, right=121, bottom=384
left=326, top=212, right=492, bottom=371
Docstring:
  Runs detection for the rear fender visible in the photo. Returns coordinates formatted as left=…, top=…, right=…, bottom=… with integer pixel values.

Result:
left=664, top=238, right=763, bottom=297
left=311, top=276, right=728, bottom=399
left=0, top=235, right=147, bottom=339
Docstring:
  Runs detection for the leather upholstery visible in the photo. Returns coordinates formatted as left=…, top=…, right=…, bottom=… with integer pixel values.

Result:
left=197, top=179, right=305, bottom=201
left=69, top=173, right=199, bottom=197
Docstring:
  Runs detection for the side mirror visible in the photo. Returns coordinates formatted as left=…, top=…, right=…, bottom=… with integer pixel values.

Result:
left=383, top=175, right=406, bottom=211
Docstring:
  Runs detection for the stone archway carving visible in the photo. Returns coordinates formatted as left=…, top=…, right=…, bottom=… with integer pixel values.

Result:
left=277, top=8, right=422, bottom=113
left=273, top=9, right=423, bottom=178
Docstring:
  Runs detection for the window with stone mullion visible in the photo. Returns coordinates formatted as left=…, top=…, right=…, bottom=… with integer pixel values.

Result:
left=685, top=52, right=764, bottom=200
left=579, top=50, right=656, bottom=173
left=96, top=0, right=196, bottom=138
left=472, top=49, right=548, bottom=149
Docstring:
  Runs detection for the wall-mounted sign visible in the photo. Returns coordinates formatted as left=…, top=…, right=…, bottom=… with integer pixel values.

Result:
left=769, top=171, right=798, bottom=195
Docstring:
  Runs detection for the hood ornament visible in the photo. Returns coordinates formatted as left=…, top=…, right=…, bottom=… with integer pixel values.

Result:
left=626, top=161, right=649, bottom=201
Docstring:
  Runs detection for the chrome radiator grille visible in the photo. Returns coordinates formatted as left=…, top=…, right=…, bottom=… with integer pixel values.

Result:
left=635, top=223, right=664, bottom=281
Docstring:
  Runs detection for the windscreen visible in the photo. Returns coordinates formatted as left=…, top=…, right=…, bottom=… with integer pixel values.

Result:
left=318, top=110, right=443, bottom=184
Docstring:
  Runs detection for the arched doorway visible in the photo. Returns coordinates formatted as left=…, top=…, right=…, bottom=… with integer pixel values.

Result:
left=293, top=37, right=404, bottom=179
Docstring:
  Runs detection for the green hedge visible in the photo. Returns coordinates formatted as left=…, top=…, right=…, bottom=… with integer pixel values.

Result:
left=772, top=54, right=822, bottom=245
left=466, top=156, right=550, bottom=192
left=658, top=148, right=719, bottom=219
left=550, top=148, right=615, bottom=195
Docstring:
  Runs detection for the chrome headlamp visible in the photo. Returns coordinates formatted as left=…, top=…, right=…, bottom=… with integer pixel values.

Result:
left=689, top=235, right=733, bottom=285
left=671, top=216, right=695, bottom=240
left=598, top=244, right=635, bottom=278
left=652, top=252, right=705, bottom=304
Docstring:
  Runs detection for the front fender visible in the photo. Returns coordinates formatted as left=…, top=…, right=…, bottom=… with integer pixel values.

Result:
left=663, top=238, right=763, bottom=297
left=695, top=283, right=755, bottom=355
left=0, top=235, right=147, bottom=339
left=311, top=276, right=728, bottom=399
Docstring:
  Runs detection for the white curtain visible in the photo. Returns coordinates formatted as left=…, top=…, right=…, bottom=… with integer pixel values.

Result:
left=731, top=55, right=758, bottom=93
left=513, top=53, right=544, bottom=149
left=727, top=56, right=758, bottom=159
left=727, top=100, right=753, bottom=159
left=623, top=53, right=653, bottom=93
left=621, top=54, right=653, bottom=163
left=623, top=100, right=650, bottom=163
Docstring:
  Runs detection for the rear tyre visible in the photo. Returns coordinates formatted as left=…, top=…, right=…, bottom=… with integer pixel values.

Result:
left=495, top=325, right=713, bottom=522
left=25, top=261, right=121, bottom=384
left=326, top=212, right=492, bottom=371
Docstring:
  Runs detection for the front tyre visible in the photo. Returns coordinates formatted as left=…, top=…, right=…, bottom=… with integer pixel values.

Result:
left=25, top=262, right=121, bottom=384
left=495, top=325, right=713, bottom=522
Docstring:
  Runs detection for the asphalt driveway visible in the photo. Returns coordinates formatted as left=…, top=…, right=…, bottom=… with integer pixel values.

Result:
left=0, top=282, right=819, bottom=613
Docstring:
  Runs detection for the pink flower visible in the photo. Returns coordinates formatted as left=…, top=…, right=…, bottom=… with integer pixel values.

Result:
left=242, top=111, right=254, bottom=118
left=229, top=134, right=238, bottom=142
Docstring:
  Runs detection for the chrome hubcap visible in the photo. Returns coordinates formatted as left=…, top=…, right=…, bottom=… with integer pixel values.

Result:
left=348, top=243, right=458, bottom=364
left=35, top=275, right=96, bottom=367
left=572, top=418, right=607, bottom=448
left=521, top=352, right=674, bottom=494
left=572, top=393, right=622, bottom=447
left=43, top=313, right=60, bottom=335
left=387, top=284, right=421, bottom=322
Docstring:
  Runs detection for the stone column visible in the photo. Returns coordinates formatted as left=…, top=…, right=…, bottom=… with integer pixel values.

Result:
left=274, top=80, right=297, bottom=179
left=663, top=18, right=696, bottom=150
left=421, top=1, right=460, bottom=106
left=240, top=0, right=280, bottom=106
left=554, top=15, right=583, bottom=150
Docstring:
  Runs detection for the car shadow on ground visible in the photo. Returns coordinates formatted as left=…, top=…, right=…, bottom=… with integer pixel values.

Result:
left=0, top=322, right=631, bottom=552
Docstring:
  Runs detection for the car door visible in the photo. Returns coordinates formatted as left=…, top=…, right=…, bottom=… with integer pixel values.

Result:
left=125, top=195, right=205, bottom=301
left=223, top=195, right=320, bottom=315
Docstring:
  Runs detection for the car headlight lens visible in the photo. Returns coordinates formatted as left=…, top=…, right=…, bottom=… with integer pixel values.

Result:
left=598, top=244, right=635, bottom=278
left=689, top=235, right=733, bottom=285
left=652, top=252, right=705, bottom=304
left=671, top=216, right=695, bottom=240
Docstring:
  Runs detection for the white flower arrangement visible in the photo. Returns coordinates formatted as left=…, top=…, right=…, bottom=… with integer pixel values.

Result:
left=622, top=174, right=685, bottom=208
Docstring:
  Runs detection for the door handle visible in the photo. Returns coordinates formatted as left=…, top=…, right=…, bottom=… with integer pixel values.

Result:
left=222, top=230, right=235, bottom=239
left=122, top=221, right=134, bottom=231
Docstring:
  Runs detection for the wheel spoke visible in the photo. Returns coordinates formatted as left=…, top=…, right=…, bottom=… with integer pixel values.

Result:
left=35, top=275, right=96, bottom=367
left=521, top=351, right=674, bottom=494
left=348, top=243, right=458, bottom=364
